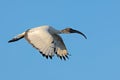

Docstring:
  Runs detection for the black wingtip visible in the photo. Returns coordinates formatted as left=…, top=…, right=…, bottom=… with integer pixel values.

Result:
left=58, top=55, right=69, bottom=60
left=49, top=56, right=53, bottom=59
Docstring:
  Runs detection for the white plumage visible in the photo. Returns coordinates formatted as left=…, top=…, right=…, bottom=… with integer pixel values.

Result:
left=8, top=25, right=87, bottom=60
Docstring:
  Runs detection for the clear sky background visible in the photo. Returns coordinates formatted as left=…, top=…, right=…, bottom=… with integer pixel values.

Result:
left=0, top=0, right=120, bottom=80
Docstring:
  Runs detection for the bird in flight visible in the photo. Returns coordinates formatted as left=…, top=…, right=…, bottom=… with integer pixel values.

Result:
left=8, top=25, right=87, bottom=60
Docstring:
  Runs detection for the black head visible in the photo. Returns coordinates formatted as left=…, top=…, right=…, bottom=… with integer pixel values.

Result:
left=61, top=28, right=87, bottom=39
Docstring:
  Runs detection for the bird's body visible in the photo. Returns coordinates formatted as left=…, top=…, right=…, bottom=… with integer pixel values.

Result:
left=8, top=25, right=87, bottom=60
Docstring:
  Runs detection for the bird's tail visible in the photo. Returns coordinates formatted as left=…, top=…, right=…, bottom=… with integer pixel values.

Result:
left=8, top=32, right=25, bottom=43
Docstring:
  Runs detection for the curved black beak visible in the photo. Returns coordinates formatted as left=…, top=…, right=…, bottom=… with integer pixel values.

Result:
left=70, top=29, right=87, bottom=39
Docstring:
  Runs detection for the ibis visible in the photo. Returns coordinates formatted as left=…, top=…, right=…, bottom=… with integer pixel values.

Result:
left=8, top=25, right=87, bottom=60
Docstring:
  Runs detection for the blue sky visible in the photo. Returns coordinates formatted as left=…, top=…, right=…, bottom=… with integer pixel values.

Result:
left=1, top=0, right=120, bottom=80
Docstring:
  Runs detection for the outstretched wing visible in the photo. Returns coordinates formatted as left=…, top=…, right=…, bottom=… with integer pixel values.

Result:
left=52, top=34, right=69, bottom=60
left=25, top=28, right=55, bottom=59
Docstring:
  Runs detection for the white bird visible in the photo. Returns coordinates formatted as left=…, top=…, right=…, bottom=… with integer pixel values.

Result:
left=8, top=25, right=87, bottom=60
